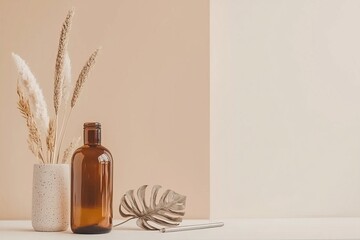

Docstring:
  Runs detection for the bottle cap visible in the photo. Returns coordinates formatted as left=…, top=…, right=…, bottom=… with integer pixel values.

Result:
left=84, top=122, right=101, bottom=129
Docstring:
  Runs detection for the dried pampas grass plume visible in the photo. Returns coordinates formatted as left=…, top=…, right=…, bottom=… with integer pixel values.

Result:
left=62, top=51, right=72, bottom=104
left=12, top=53, right=49, bottom=131
left=54, top=8, right=74, bottom=114
left=71, top=48, right=100, bottom=108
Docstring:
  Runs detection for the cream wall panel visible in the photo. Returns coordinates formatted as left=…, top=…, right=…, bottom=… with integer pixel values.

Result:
left=211, top=0, right=360, bottom=218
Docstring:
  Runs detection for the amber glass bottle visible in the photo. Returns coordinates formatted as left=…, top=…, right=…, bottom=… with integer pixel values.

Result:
left=71, top=122, right=113, bottom=234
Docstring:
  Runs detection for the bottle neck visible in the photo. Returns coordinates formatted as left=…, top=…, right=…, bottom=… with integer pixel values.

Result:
left=84, top=127, right=101, bottom=145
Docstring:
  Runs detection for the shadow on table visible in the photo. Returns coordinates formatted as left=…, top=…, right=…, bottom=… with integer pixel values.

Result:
left=113, top=226, right=144, bottom=231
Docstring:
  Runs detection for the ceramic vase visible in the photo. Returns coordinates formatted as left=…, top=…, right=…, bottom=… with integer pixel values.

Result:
left=32, top=164, right=70, bottom=231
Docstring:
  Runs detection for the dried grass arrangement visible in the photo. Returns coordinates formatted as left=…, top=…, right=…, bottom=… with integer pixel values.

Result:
left=12, top=9, right=99, bottom=164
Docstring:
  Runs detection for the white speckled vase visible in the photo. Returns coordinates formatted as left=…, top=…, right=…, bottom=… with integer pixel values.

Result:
left=32, top=164, right=70, bottom=232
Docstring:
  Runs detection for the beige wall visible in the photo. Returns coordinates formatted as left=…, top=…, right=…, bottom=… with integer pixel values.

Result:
left=211, top=0, right=360, bottom=218
left=0, top=0, right=209, bottom=219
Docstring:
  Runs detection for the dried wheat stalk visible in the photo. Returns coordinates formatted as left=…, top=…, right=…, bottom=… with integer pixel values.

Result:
left=71, top=48, right=100, bottom=108
left=61, top=137, right=80, bottom=163
left=17, top=84, right=45, bottom=163
left=54, top=9, right=74, bottom=114
left=46, top=119, right=55, bottom=162
left=52, top=9, right=74, bottom=163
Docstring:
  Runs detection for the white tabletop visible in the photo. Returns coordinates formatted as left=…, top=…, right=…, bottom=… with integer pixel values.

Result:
left=1, top=218, right=360, bottom=239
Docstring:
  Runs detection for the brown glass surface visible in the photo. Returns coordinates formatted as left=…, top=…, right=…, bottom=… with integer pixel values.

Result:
left=71, top=125, right=113, bottom=234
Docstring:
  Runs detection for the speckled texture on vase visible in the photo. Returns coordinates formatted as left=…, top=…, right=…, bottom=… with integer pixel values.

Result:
left=32, top=164, right=70, bottom=232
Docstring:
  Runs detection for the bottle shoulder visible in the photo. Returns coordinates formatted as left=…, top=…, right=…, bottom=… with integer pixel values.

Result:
left=98, top=145, right=113, bottom=158
left=72, top=145, right=113, bottom=162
